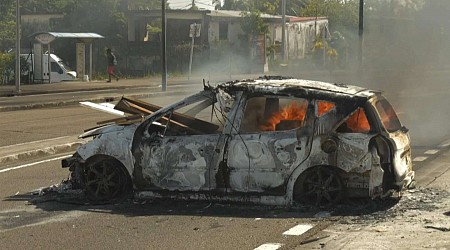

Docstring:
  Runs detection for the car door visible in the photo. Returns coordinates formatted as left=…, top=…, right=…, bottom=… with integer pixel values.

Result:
left=335, top=107, right=375, bottom=173
left=144, top=133, right=221, bottom=191
left=132, top=90, right=227, bottom=191
left=226, top=95, right=314, bottom=193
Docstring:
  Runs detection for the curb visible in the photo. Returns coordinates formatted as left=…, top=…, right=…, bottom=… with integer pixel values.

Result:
left=0, top=89, right=195, bottom=112
left=0, top=141, right=84, bottom=166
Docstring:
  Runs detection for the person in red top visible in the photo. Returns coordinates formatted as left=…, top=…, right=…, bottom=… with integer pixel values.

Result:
left=106, top=48, right=119, bottom=82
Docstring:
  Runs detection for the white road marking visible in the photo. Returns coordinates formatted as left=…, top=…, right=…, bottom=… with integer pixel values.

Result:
left=0, top=155, right=72, bottom=174
left=424, top=150, right=439, bottom=155
left=413, top=156, right=428, bottom=162
left=438, top=139, right=450, bottom=148
left=254, top=243, right=283, bottom=250
left=282, top=224, right=313, bottom=236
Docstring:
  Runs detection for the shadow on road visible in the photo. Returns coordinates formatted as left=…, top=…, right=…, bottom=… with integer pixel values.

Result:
left=3, top=191, right=400, bottom=220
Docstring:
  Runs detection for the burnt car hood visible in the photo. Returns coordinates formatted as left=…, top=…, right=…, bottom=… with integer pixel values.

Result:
left=79, top=124, right=127, bottom=139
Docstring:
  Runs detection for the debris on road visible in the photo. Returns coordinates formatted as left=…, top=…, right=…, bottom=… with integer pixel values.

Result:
left=425, top=226, right=450, bottom=232
left=300, top=234, right=330, bottom=245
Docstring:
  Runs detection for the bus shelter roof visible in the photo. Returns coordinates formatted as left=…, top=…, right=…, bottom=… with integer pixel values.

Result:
left=31, top=32, right=104, bottom=44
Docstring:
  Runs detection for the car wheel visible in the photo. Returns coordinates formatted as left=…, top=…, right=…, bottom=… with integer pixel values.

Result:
left=295, top=166, right=344, bottom=206
left=84, top=159, right=131, bottom=202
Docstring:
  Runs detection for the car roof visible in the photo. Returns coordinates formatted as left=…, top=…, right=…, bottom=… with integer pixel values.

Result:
left=216, top=76, right=380, bottom=101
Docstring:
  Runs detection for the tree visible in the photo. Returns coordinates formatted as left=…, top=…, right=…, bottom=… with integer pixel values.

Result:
left=299, top=0, right=358, bottom=32
left=0, top=0, right=16, bottom=51
left=240, top=11, right=269, bottom=36
left=127, top=0, right=168, bottom=10
left=213, top=0, right=307, bottom=15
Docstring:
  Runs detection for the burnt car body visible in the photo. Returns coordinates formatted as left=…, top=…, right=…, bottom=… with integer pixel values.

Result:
left=62, top=77, right=414, bottom=206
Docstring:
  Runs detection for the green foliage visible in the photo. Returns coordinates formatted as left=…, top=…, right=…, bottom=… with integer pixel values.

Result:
left=21, top=0, right=73, bottom=13
left=0, top=0, right=16, bottom=51
left=127, top=0, right=166, bottom=10
left=214, top=0, right=307, bottom=15
left=240, top=11, right=269, bottom=36
left=0, top=51, right=14, bottom=83
left=300, top=0, right=358, bottom=32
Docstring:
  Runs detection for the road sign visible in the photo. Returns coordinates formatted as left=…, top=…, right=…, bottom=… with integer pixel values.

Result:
left=189, top=23, right=201, bottom=38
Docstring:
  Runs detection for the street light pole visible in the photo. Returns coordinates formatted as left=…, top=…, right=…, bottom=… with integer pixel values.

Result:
left=358, top=0, right=364, bottom=67
left=281, top=0, right=286, bottom=62
left=161, top=0, right=167, bottom=92
left=15, top=0, right=21, bottom=94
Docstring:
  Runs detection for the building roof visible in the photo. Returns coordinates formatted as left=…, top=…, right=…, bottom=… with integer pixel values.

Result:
left=31, top=32, right=104, bottom=39
left=288, top=16, right=327, bottom=23
left=207, top=10, right=282, bottom=20
left=30, top=32, right=104, bottom=44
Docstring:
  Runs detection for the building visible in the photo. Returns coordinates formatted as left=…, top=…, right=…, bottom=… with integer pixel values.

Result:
left=125, top=10, right=329, bottom=75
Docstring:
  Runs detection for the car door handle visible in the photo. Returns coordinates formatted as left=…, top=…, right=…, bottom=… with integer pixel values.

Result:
left=295, top=146, right=302, bottom=150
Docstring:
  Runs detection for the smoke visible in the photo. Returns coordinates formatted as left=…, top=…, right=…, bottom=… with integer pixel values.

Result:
left=277, top=1, right=450, bottom=147
left=193, top=50, right=264, bottom=82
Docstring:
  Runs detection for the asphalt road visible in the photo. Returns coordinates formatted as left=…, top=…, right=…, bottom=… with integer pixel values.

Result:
left=1, top=71, right=450, bottom=249
left=0, top=154, right=329, bottom=250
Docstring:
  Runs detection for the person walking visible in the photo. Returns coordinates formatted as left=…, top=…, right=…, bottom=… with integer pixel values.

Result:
left=106, top=48, right=119, bottom=82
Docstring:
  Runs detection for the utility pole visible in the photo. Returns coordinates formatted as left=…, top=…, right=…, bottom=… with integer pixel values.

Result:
left=358, top=0, right=364, bottom=67
left=281, top=0, right=286, bottom=62
left=15, top=0, right=21, bottom=94
left=161, top=0, right=167, bottom=91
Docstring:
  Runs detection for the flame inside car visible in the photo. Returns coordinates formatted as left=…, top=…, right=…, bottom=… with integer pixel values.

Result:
left=260, top=101, right=307, bottom=131
left=60, top=77, right=415, bottom=207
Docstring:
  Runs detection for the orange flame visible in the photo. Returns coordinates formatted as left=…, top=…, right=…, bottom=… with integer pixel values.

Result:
left=260, top=101, right=307, bottom=131
left=318, top=101, right=335, bottom=117
left=344, top=108, right=371, bottom=133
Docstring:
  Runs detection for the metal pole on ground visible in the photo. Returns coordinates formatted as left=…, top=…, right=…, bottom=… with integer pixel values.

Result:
left=161, top=0, right=167, bottom=92
left=89, top=43, right=93, bottom=81
left=15, top=0, right=21, bottom=94
left=281, top=0, right=286, bottom=62
left=358, top=0, right=364, bottom=67
left=48, top=44, right=51, bottom=83
left=188, top=29, right=195, bottom=80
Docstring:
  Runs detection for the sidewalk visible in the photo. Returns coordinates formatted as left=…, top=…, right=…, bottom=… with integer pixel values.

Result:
left=0, top=74, right=261, bottom=98
left=0, top=76, right=191, bottom=97
left=0, top=136, right=89, bottom=166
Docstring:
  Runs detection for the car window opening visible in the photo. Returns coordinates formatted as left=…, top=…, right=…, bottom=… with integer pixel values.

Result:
left=336, top=108, right=371, bottom=133
left=375, top=99, right=402, bottom=132
left=240, top=97, right=308, bottom=133
left=317, top=100, right=336, bottom=117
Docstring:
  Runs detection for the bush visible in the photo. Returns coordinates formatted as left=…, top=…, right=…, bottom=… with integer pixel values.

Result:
left=0, top=52, right=14, bottom=84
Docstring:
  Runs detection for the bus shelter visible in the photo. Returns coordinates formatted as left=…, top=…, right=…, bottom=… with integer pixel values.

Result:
left=31, top=32, right=104, bottom=83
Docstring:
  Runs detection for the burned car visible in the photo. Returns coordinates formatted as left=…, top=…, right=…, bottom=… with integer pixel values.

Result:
left=62, top=76, right=414, bottom=206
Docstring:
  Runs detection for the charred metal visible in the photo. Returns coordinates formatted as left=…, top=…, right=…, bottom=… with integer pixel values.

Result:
left=59, top=76, right=415, bottom=207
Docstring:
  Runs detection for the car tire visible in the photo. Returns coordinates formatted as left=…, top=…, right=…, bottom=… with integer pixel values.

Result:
left=84, top=158, right=131, bottom=203
left=294, top=166, right=344, bottom=207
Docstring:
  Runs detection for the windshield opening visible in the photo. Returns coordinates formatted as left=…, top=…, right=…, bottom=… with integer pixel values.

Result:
left=375, top=99, right=402, bottom=133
